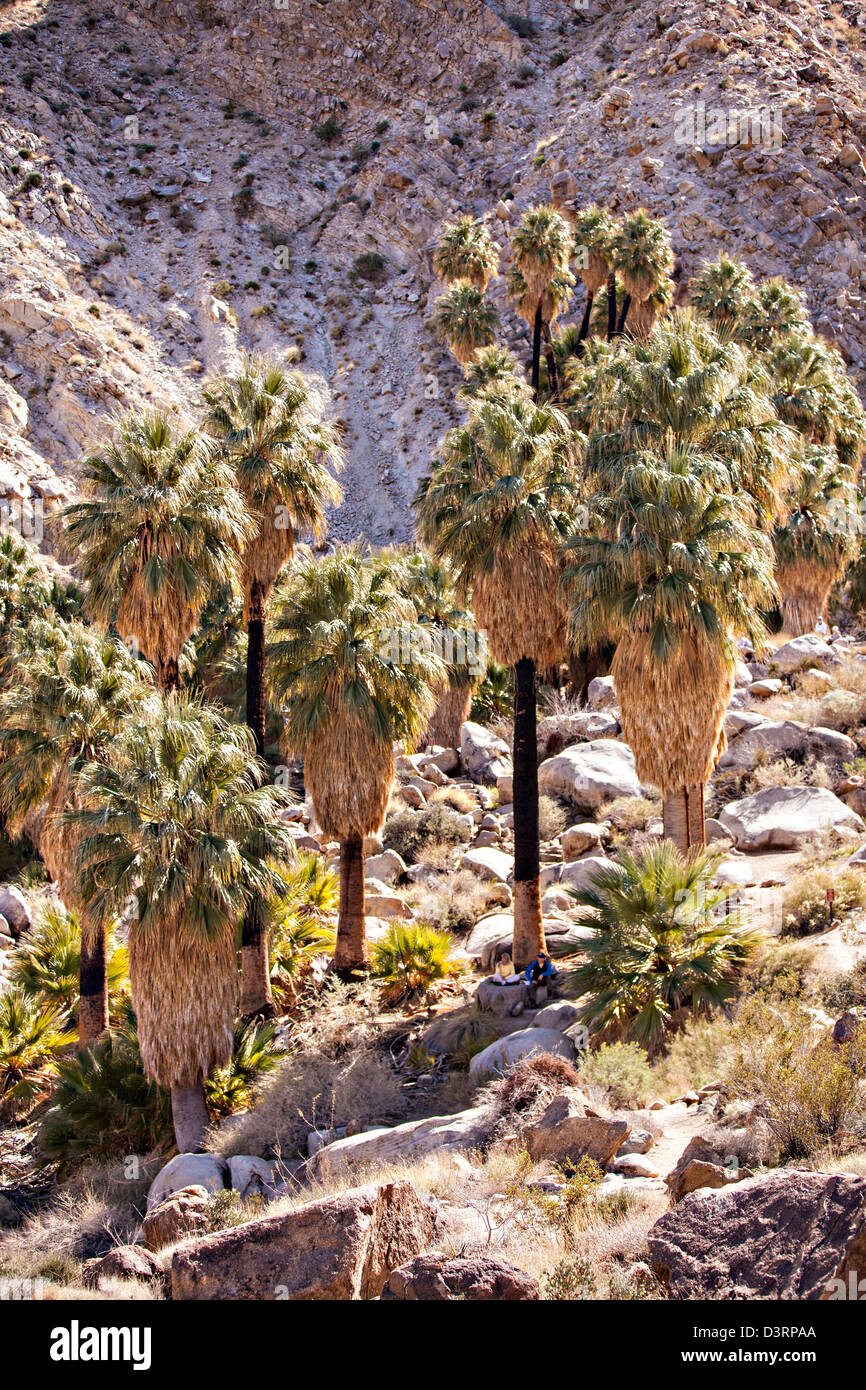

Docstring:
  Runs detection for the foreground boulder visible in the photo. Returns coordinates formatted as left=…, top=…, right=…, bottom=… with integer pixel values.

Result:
left=666, top=1136, right=751, bottom=1203
left=469, top=1029, right=575, bottom=1079
left=171, top=1180, right=438, bottom=1300
left=648, top=1170, right=866, bottom=1299
left=310, top=1107, right=495, bottom=1181
left=147, top=1153, right=229, bottom=1210
left=525, top=1088, right=630, bottom=1168
left=83, top=1245, right=165, bottom=1290
left=142, top=1185, right=212, bottom=1251
left=381, top=1252, right=539, bottom=1301
left=538, top=740, right=644, bottom=811
left=718, top=786, right=863, bottom=850
left=460, top=722, right=511, bottom=785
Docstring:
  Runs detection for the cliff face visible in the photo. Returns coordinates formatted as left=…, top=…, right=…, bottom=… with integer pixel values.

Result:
left=0, top=0, right=864, bottom=550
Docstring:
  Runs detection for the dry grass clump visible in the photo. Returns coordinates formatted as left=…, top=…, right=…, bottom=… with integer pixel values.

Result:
left=405, top=866, right=498, bottom=934
left=781, top=865, right=866, bottom=937
left=746, top=755, right=833, bottom=795
left=479, top=1054, right=581, bottom=1134
left=430, top=784, right=477, bottom=814
left=538, top=793, right=568, bottom=842
left=209, top=982, right=405, bottom=1159
left=821, top=959, right=866, bottom=1013
left=578, top=1042, right=652, bottom=1109
left=421, top=1004, right=503, bottom=1065
left=649, top=1013, right=740, bottom=1098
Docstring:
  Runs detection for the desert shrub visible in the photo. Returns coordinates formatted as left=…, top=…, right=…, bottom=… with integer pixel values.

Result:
left=353, top=252, right=387, bottom=283
left=210, top=982, right=405, bottom=1158
left=746, top=755, right=832, bottom=795
left=508, top=1155, right=605, bottom=1248
left=542, top=1256, right=598, bottom=1300
left=421, top=1004, right=501, bottom=1063
left=598, top=796, right=661, bottom=834
left=406, top=867, right=498, bottom=934
left=781, top=866, right=866, bottom=937
left=821, top=959, right=866, bottom=1013
left=650, top=1013, right=739, bottom=1098
left=383, top=802, right=471, bottom=862
left=481, top=1053, right=581, bottom=1130
left=538, top=794, right=568, bottom=841
left=430, top=784, right=476, bottom=814
left=370, top=922, right=462, bottom=1004
left=727, top=998, right=866, bottom=1160
left=579, top=1042, right=652, bottom=1109
left=742, top=942, right=815, bottom=1000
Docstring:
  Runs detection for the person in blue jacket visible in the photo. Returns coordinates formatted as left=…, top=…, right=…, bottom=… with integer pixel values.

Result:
left=523, top=951, right=555, bottom=1006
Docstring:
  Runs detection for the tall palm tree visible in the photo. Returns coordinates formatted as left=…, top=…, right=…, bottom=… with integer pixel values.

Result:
left=509, top=204, right=574, bottom=395
left=571, top=204, right=617, bottom=354
left=69, top=695, right=295, bottom=1152
left=269, top=548, right=441, bottom=976
left=0, top=619, right=148, bottom=1045
left=434, top=282, right=500, bottom=365
left=610, top=209, right=674, bottom=338
left=391, top=548, right=480, bottom=749
left=434, top=215, right=500, bottom=290
left=773, top=446, right=861, bottom=634
left=415, top=391, right=575, bottom=967
left=62, top=410, right=247, bottom=691
left=564, top=447, right=776, bottom=854
left=689, top=255, right=756, bottom=336
left=203, top=356, right=343, bottom=1018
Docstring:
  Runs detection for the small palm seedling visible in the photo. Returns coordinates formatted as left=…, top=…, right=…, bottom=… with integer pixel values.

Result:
left=370, top=921, right=462, bottom=1006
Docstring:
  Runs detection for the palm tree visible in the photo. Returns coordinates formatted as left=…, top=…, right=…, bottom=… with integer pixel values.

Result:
left=434, top=282, right=500, bottom=365
left=7, top=904, right=128, bottom=1021
left=434, top=215, right=500, bottom=289
left=689, top=255, right=756, bottom=335
left=610, top=209, right=674, bottom=338
left=0, top=993, right=75, bottom=1121
left=391, top=549, right=480, bottom=749
left=564, top=444, right=776, bottom=853
left=566, top=843, right=763, bottom=1052
left=736, top=276, right=811, bottom=345
left=509, top=204, right=574, bottom=394
left=269, top=548, right=441, bottom=976
left=763, top=331, right=866, bottom=471
left=0, top=619, right=148, bottom=1045
left=773, top=446, right=861, bottom=634
left=459, top=345, right=526, bottom=401
left=0, top=531, right=48, bottom=643
left=571, top=204, right=617, bottom=354
left=415, top=390, right=575, bottom=967
left=69, top=694, right=296, bottom=1152
left=62, top=410, right=247, bottom=691
left=203, top=356, right=343, bottom=1018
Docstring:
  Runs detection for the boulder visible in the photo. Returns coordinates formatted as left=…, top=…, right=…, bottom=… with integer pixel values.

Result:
left=311, top=1108, right=495, bottom=1182
left=460, top=722, right=510, bottom=784
left=770, top=634, right=836, bottom=673
left=748, top=678, right=783, bottom=698
left=723, top=709, right=768, bottom=738
left=0, top=885, right=30, bottom=938
left=587, top=676, right=616, bottom=709
left=381, top=1252, right=539, bottom=1301
left=561, top=823, right=606, bottom=859
left=83, top=1245, right=165, bottom=1290
left=226, top=1156, right=275, bottom=1202
left=469, top=1028, right=576, bottom=1079
left=475, top=979, right=525, bottom=1016
left=648, top=1169, right=866, bottom=1299
left=364, top=892, right=414, bottom=921
left=0, top=915, right=12, bottom=947
left=538, top=740, right=644, bottom=810
left=718, top=786, right=864, bottom=850
left=558, top=854, right=611, bottom=893
left=364, top=850, right=407, bottom=884
left=611, top=1153, right=660, bottom=1178
left=171, top=1181, right=439, bottom=1300
left=619, top=1129, right=654, bottom=1155
left=496, top=772, right=513, bottom=804
left=147, top=1153, right=229, bottom=1211
left=525, top=1088, right=630, bottom=1167
left=419, top=748, right=460, bottom=775
left=142, top=1185, right=212, bottom=1251
left=465, top=912, right=515, bottom=962
left=532, top=1000, right=582, bottom=1031
left=460, top=846, right=513, bottom=883
left=718, top=719, right=806, bottom=771
left=537, top=712, right=619, bottom=760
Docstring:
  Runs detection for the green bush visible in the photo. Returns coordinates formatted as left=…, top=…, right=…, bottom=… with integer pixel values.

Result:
left=371, top=922, right=461, bottom=1004
left=0, top=993, right=75, bottom=1121
left=383, top=801, right=471, bottom=861
left=821, top=959, right=866, bottom=1014
left=579, top=1042, right=652, bottom=1109
left=7, top=906, right=128, bottom=1019
left=781, top=867, right=866, bottom=938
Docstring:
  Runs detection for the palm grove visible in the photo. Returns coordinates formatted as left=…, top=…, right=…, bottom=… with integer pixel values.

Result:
left=0, top=198, right=864, bottom=1152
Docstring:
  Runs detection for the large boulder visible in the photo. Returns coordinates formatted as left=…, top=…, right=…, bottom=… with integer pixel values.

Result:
left=538, top=740, right=644, bottom=811
left=769, top=634, right=836, bottom=673
left=311, top=1108, right=496, bottom=1181
left=469, top=1029, right=575, bottom=1079
left=171, top=1181, right=438, bottom=1300
left=460, top=722, right=511, bottom=785
left=464, top=912, right=515, bottom=962
left=364, top=850, right=407, bottom=884
left=532, top=1000, right=583, bottom=1032
left=665, top=1136, right=750, bottom=1203
left=561, top=823, right=606, bottom=860
left=648, top=1169, right=866, bottom=1300
left=525, top=1088, right=630, bottom=1167
left=475, top=979, right=525, bottom=1016
left=720, top=720, right=855, bottom=772
left=558, top=854, right=611, bottom=894
left=460, top=846, right=513, bottom=883
left=0, top=885, right=30, bottom=938
left=147, top=1153, right=229, bottom=1210
left=83, top=1244, right=166, bottom=1290
left=381, top=1252, right=539, bottom=1301
left=537, top=712, right=619, bottom=760
left=142, top=1186, right=212, bottom=1251
left=587, top=676, right=617, bottom=709
left=718, top=786, right=864, bottom=850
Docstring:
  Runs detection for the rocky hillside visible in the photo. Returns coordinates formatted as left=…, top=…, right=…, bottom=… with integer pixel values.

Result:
left=1, top=0, right=865, bottom=547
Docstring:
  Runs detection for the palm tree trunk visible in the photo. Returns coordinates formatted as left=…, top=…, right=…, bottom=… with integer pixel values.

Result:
left=662, top=785, right=706, bottom=855
left=575, top=291, right=593, bottom=357
left=246, top=579, right=267, bottom=759
left=606, top=272, right=617, bottom=342
left=615, top=293, right=633, bottom=337
left=78, top=920, right=108, bottom=1047
left=335, top=834, right=368, bottom=977
left=157, top=656, right=180, bottom=692
left=512, top=656, right=546, bottom=970
left=542, top=322, right=560, bottom=398
left=531, top=303, right=543, bottom=395
left=171, top=1083, right=210, bottom=1153
left=240, top=897, right=276, bottom=1020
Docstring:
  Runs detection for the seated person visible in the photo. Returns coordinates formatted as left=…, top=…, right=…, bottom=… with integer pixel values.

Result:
left=491, top=951, right=518, bottom=985
left=523, top=951, right=556, bottom=1005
